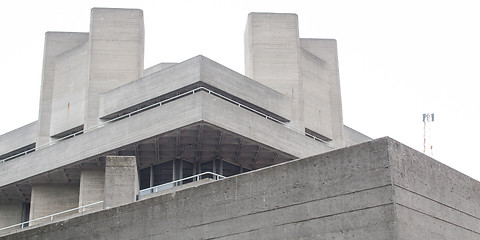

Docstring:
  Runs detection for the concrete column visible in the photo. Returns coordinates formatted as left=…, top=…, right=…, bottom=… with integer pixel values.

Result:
left=245, top=13, right=303, bottom=130
left=300, top=39, right=345, bottom=147
left=103, top=156, right=138, bottom=208
left=0, top=202, right=24, bottom=228
left=29, top=184, right=79, bottom=226
left=36, top=32, right=89, bottom=146
left=84, top=8, right=145, bottom=128
left=78, top=168, right=105, bottom=212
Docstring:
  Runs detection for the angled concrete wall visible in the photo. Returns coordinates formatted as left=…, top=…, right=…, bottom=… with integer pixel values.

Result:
left=36, top=32, right=89, bottom=146
left=84, top=8, right=144, bottom=128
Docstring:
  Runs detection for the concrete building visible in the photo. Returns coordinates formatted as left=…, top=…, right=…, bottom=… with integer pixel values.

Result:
left=0, top=8, right=478, bottom=239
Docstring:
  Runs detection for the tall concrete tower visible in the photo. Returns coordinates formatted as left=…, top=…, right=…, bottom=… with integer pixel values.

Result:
left=245, top=13, right=345, bottom=147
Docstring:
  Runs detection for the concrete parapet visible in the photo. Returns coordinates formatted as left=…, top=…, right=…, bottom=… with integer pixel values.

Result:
left=103, top=156, right=138, bottom=208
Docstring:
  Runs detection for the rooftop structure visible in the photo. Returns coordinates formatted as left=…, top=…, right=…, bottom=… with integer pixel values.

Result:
left=1, top=8, right=477, bottom=239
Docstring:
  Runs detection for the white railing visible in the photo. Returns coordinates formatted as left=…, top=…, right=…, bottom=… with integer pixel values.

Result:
left=0, top=86, right=338, bottom=163
left=0, top=200, right=103, bottom=233
left=138, top=171, right=226, bottom=197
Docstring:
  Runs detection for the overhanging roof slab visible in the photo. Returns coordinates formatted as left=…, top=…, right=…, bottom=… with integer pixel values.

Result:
left=0, top=92, right=330, bottom=188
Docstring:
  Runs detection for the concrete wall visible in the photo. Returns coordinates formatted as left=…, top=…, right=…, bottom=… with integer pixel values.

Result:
left=37, top=32, right=89, bottom=146
left=0, top=121, right=37, bottom=159
left=50, top=43, right=89, bottom=137
left=300, top=39, right=345, bottom=147
left=29, top=184, right=79, bottom=226
left=84, top=8, right=144, bottom=128
left=300, top=48, right=333, bottom=140
left=388, top=140, right=480, bottom=239
left=78, top=168, right=105, bottom=212
left=4, top=138, right=478, bottom=239
left=103, top=156, right=138, bottom=208
left=245, top=13, right=304, bottom=130
left=0, top=203, right=23, bottom=228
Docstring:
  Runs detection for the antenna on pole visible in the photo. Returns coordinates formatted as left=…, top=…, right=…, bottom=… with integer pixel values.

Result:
left=423, top=113, right=434, bottom=156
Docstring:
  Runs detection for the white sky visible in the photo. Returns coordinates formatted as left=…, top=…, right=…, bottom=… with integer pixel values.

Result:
left=0, top=0, right=479, bottom=180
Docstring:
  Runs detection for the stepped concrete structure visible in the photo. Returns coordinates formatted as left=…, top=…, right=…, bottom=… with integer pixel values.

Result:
left=0, top=8, right=478, bottom=239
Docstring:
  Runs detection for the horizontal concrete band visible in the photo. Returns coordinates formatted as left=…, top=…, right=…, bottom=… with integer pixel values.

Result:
left=0, top=92, right=328, bottom=188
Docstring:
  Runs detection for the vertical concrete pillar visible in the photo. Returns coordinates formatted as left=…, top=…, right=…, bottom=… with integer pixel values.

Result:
left=103, top=156, right=138, bottom=208
left=78, top=168, right=105, bottom=212
left=29, top=184, right=79, bottom=226
left=300, top=39, right=345, bottom=147
left=36, top=33, right=89, bottom=146
left=84, top=8, right=145, bottom=128
left=245, top=13, right=304, bottom=130
left=0, top=202, right=24, bottom=228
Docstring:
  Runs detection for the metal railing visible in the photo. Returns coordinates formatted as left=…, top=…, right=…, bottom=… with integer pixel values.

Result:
left=0, top=201, right=103, bottom=233
left=1, top=86, right=338, bottom=163
left=138, top=171, right=226, bottom=197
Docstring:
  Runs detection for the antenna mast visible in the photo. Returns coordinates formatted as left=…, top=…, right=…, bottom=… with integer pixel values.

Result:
left=423, top=113, right=434, bottom=156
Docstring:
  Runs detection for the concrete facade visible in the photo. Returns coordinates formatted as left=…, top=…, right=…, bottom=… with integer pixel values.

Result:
left=5, top=7, right=475, bottom=239
left=2, top=138, right=478, bottom=239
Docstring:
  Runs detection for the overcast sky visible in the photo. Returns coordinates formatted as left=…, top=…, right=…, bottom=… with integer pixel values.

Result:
left=0, top=0, right=479, bottom=180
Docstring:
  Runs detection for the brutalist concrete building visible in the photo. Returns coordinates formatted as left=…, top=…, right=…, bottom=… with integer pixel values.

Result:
left=0, top=8, right=478, bottom=239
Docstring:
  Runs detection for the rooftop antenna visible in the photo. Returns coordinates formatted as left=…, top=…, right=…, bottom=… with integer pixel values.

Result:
left=423, top=113, right=434, bottom=156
